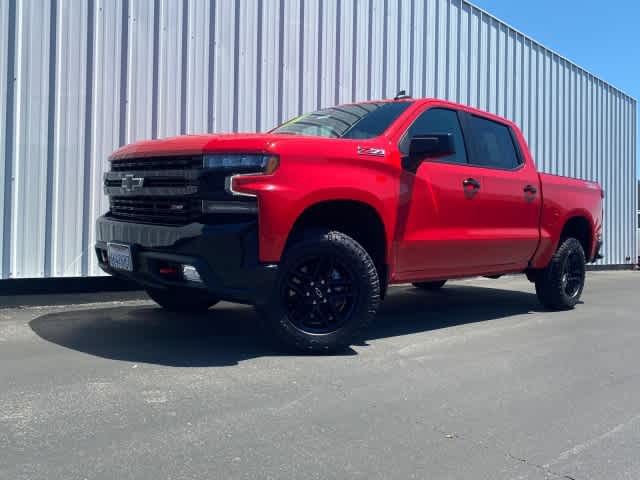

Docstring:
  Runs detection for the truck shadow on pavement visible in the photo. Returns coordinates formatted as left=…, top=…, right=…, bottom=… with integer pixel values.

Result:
left=29, top=284, right=545, bottom=367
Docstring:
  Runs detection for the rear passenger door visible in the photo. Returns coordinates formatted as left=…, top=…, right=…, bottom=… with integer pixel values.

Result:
left=460, top=113, right=541, bottom=269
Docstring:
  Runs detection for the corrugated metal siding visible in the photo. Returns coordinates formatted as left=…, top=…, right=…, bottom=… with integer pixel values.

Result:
left=0, top=0, right=636, bottom=279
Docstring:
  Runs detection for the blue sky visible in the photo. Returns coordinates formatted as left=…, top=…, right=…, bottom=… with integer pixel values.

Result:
left=472, top=0, right=639, bottom=177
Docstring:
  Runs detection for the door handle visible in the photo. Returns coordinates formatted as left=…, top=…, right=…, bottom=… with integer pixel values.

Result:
left=523, top=184, right=537, bottom=194
left=462, top=178, right=480, bottom=190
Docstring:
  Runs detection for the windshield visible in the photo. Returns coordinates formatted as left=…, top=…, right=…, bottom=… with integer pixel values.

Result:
left=271, top=101, right=413, bottom=139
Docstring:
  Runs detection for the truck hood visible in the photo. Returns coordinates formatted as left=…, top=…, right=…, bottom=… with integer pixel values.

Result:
left=109, top=133, right=292, bottom=160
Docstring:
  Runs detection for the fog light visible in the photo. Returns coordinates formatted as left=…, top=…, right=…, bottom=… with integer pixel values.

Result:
left=182, top=265, right=202, bottom=283
left=159, top=266, right=179, bottom=276
left=202, top=200, right=257, bottom=214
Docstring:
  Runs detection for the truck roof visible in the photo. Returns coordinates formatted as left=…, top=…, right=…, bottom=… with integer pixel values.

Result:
left=338, top=96, right=521, bottom=131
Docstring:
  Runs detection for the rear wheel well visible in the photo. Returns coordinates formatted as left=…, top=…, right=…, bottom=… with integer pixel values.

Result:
left=286, top=200, right=388, bottom=290
left=560, top=216, right=591, bottom=258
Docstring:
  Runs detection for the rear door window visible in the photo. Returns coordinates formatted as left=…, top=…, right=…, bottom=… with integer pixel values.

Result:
left=467, top=115, right=522, bottom=169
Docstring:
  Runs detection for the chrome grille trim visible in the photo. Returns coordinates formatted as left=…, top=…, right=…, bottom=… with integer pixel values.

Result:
left=103, top=170, right=199, bottom=197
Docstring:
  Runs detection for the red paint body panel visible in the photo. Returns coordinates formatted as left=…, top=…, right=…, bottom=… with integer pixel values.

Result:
left=109, top=98, right=603, bottom=283
left=530, top=173, right=603, bottom=267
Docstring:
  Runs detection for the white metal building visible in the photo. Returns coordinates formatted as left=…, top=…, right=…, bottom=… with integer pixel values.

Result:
left=0, top=0, right=637, bottom=280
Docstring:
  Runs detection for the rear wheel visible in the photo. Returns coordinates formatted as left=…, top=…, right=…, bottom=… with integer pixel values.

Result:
left=412, top=280, right=447, bottom=291
left=146, top=287, right=219, bottom=312
left=535, top=237, right=586, bottom=310
left=261, top=229, right=380, bottom=353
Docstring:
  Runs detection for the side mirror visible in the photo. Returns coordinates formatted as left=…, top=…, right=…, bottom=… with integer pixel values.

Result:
left=402, top=134, right=455, bottom=172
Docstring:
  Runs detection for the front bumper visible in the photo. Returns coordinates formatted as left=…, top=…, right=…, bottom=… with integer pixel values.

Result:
left=95, top=215, right=277, bottom=305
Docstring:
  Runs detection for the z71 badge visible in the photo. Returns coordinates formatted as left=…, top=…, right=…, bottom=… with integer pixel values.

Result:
left=357, top=146, right=386, bottom=157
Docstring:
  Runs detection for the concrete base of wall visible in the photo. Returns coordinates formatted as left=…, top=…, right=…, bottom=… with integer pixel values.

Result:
left=1, top=265, right=637, bottom=296
left=0, top=276, right=140, bottom=295
left=586, top=264, right=638, bottom=271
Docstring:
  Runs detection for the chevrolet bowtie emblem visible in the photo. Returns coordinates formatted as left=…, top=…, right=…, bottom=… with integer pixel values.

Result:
left=121, top=174, right=144, bottom=192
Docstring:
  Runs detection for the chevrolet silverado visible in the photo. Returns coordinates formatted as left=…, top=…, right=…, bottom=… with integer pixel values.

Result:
left=96, top=95, right=603, bottom=352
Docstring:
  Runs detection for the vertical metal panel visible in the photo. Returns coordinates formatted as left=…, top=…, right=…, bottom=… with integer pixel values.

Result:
left=0, top=0, right=636, bottom=278
left=87, top=0, right=126, bottom=276
left=369, top=0, right=383, bottom=99
left=126, top=0, right=155, bottom=143
left=385, top=0, right=399, bottom=98
left=354, top=0, right=370, bottom=102
left=457, top=2, right=469, bottom=105
left=467, top=6, right=478, bottom=107
left=259, top=0, right=280, bottom=130
left=11, top=0, right=54, bottom=278
left=281, top=0, right=302, bottom=119
left=0, top=0, right=11, bottom=278
left=50, top=0, right=90, bottom=277
left=156, top=0, right=185, bottom=138
left=237, top=0, right=259, bottom=131
left=424, top=0, right=437, bottom=98
left=336, top=0, right=352, bottom=103
left=213, top=0, right=235, bottom=132
left=446, top=0, right=457, bottom=102
left=398, top=0, right=411, bottom=97
left=184, top=0, right=211, bottom=134
left=301, top=0, right=318, bottom=111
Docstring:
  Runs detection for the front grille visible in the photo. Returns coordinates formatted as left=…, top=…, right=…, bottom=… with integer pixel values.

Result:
left=110, top=155, right=202, bottom=171
left=103, top=169, right=200, bottom=198
left=106, top=155, right=258, bottom=225
left=110, top=196, right=202, bottom=225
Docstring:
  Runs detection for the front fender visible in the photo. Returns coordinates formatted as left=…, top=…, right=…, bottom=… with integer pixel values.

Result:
left=233, top=159, right=399, bottom=263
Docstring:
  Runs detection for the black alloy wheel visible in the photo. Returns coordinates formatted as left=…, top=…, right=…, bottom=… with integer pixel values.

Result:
left=535, top=237, right=586, bottom=310
left=282, top=254, right=358, bottom=334
left=561, top=249, right=585, bottom=299
left=261, top=229, right=380, bottom=353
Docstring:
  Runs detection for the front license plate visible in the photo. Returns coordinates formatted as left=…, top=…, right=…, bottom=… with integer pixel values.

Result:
left=107, top=243, right=133, bottom=272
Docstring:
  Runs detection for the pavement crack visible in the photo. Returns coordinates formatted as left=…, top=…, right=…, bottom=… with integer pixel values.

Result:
left=429, top=424, right=578, bottom=480
left=506, top=452, right=576, bottom=479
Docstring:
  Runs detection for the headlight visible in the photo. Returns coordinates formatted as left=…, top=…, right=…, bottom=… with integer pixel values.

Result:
left=203, top=154, right=279, bottom=174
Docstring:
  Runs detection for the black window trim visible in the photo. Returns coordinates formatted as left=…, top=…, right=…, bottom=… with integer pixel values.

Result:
left=456, top=110, right=474, bottom=165
left=398, top=106, right=470, bottom=166
left=508, top=125, right=526, bottom=166
left=459, top=111, right=525, bottom=172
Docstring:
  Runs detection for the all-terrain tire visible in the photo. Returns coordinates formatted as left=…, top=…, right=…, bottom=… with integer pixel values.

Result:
left=146, top=287, right=219, bottom=312
left=412, top=280, right=447, bottom=291
left=535, top=237, right=586, bottom=310
left=261, top=229, right=381, bottom=354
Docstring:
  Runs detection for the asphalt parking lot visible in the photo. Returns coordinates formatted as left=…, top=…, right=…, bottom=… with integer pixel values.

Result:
left=1, top=271, right=639, bottom=479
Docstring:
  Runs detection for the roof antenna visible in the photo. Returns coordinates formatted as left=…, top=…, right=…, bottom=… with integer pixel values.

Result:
left=394, top=90, right=412, bottom=100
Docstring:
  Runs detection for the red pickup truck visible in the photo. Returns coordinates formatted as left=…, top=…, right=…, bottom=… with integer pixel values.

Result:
left=96, top=96, right=603, bottom=352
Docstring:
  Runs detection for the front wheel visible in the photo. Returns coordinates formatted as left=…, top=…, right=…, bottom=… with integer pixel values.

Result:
left=535, top=237, right=586, bottom=310
left=261, top=229, right=381, bottom=353
left=146, top=287, right=219, bottom=312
